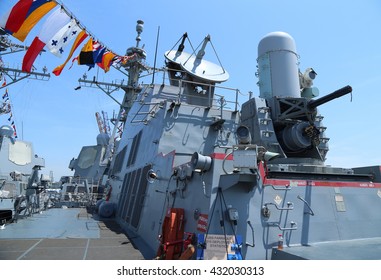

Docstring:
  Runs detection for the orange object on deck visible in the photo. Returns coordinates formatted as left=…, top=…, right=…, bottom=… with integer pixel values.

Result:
left=156, top=208, right=185, bottom=260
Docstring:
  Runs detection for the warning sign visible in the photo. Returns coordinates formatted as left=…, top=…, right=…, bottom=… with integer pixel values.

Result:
left=197, top=214, right=208, bottom=233
left=274, top=194, right=282, bottom=205
left=203, top=234, right=235, bottom=260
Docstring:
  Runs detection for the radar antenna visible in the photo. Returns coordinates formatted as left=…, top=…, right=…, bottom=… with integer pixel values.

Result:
left=182, top=35, right=229, bottom=83
left=165, top=34, right=229, bottom=84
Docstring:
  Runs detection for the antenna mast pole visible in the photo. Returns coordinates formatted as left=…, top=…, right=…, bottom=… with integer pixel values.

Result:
left=151, top=26, right=160, bottom=85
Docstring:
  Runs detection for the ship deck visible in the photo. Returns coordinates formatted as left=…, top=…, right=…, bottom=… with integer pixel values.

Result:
left=0, top=207, right=144, bottom=260
left=271, top=238, right=381, bottom=260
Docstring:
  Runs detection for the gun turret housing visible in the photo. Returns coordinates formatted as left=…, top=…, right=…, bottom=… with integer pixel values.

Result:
left=241, top=32, right=354, bottom=165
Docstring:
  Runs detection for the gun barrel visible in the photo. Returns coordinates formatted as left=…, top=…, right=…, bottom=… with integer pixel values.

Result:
left=308, top=85, right=352, bottom=109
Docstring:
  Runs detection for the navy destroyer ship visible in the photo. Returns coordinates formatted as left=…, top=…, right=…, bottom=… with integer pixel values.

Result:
left=0, top=124, right=47, bottom=223
left=0, top=29, right=49, bottom=224
left=83, top=21, right=381, bottom=260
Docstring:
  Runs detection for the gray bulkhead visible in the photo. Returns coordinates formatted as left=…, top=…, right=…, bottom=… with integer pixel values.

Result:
left=110, top=81, right=241, bottom=258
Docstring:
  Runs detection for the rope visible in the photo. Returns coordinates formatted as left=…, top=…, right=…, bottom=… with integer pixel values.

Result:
left=54, top=0, right=119, bottom=57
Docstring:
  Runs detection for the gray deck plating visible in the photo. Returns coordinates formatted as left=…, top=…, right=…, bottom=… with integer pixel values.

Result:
left=0, top=208, right=144, bottom=260
left=272, top=238, right=381, bottom=260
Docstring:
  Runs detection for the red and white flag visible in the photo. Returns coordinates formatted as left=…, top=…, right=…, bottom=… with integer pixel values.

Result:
left=22, top=7, right=70, bottom=72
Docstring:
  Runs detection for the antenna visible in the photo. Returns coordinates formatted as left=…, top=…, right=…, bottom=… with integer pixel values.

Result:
left=136, top=20, right=144, bottom=48
left=180, top=35, right=229, bottom=83
left=195, top=34, right=210, bottom=60
left=151, top=26, right=160, bottom=85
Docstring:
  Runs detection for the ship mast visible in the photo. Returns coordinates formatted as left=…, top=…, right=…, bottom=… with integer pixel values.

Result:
left=120, top=20, right=147, bottom=115
left=100, top=20, right=147, bottom=165
left=0, top=29, right=50, bottom=90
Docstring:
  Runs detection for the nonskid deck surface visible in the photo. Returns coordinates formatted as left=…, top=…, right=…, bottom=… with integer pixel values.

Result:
left=0, top=207, right=144, bottom=260
left=272, top=237, right=381, bottom=260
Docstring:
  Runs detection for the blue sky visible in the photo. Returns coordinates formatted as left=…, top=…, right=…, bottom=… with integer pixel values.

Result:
left=1, top=0, right=381, bottom=181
